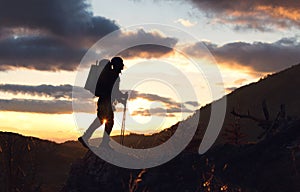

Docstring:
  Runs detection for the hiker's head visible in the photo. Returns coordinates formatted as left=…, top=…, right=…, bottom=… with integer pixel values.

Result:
left=111, top=57, right=124, bottom=73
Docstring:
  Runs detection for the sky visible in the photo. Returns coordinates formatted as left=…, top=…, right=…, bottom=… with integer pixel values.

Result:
left=0, top=0, right=300, bottom=143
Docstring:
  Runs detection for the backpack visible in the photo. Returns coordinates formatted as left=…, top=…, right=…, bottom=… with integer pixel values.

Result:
left=84, top=59, right=110, bottom=96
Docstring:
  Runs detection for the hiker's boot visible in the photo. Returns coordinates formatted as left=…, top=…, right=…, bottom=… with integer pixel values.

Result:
left=78, top=137, right=88, bottom=148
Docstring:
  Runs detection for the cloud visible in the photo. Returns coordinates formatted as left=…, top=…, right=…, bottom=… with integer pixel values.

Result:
left=234, top=78, right=248, bottom=85
left=0, top=0, right=119, bottom=38
left=0, top=0, right=178, bottom=71
left=128, top=90, right=197, bottom=117
left=130, top=108, right=176, bottom=117
left=0, top=29, right=177, bottom=71
left=0, top=99, right=72, bottom=114
left=0, top=84, right=95, bottom=113
left=0, top=99, right=95, bottom=114
left=0, top=84, right=71, bottom=98
left=119, top=44, right=175, bottom=59
left=129, top=90, right=181, bottom=109
left=104, top=29, right=178, bottom=59
left=0, top=0, right=118, bottom=71
left=175, top=19, right=197, bottom=27
left=183, top=37, right=300, bottom=72
left=131, top=109, right=151, bottom=116
left=0, top=84, right=92, bottom=100
left=0, top=84, right=198, bottom=112
left=184, top=101, right=200, bottom=107
left=130, top=105, right=193, bottom=117
left=0, top=84, right=199, bottom=115
left=0, top=36, right=89, bottom=71
left=225, top=87, right=237, bottom=93
left=185, top=0, right=300, bottom=31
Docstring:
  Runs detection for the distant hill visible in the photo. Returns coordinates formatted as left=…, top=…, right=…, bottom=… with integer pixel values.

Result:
left=0, top=132, right=87, bottom=192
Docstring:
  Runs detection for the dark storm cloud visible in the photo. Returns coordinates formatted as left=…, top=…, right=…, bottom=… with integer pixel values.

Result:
left=0, top=0, right=119, bottom=37
left=0, top=36, right=88, bottom=71
left=184, top=0, right=300, bottom=31
left=0, top=30, right=177, bottom=71
left=184, top=37, right=300, bottom=72
left=0, top=0, right=119, bottom=71
left=0, top=2, right=178, bottom=71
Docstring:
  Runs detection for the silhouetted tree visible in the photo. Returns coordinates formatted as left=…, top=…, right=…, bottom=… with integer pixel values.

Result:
left=231, top=99, right=288, bottom=140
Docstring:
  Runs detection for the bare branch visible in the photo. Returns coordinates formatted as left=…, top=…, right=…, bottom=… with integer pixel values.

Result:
left=231, top=108, right=263, bottom=122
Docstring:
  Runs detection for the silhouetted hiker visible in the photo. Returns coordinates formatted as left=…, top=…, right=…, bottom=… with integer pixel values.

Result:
left=78, top=57, right=128, bottom=148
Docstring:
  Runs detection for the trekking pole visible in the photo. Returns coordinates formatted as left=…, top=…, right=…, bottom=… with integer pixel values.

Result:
left=120, top=99, right=127, bottom=145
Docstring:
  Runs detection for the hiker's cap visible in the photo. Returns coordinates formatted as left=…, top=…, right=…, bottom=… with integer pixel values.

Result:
left=111, top=57, right=124, bottom=67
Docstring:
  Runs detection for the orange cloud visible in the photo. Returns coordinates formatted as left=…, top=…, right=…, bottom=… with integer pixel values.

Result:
left=257, top=5, right=300, bottom=21
left=186, top=0, right=300, bottom=31
left=234, top=78, right=248, bottom=85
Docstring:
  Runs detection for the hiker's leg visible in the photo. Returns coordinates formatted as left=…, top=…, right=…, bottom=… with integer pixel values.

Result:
left=101, top=112, right=114, bottom=147
left=105, top=113, right=114, bottom=135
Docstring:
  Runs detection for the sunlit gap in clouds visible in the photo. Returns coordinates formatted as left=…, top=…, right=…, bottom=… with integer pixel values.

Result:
left=118, top=60, right=200, bottom=134
left=0, top=111, right=77, bottom=143
left=0, top=68, right=77, bottom=86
